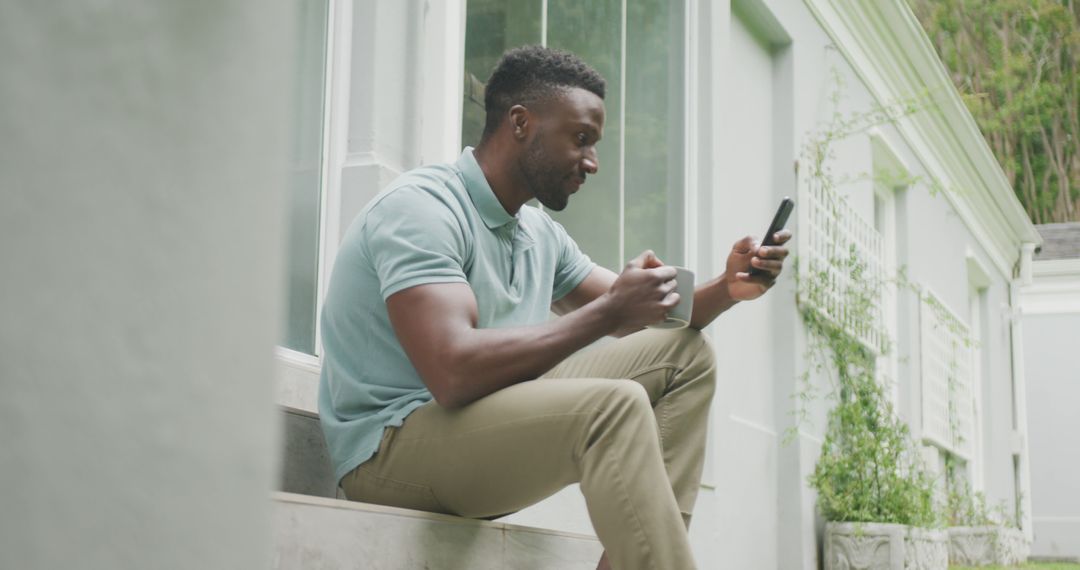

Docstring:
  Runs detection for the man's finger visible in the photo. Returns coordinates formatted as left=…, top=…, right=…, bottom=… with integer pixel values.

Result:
left=627, top=249, right=655, bottom=269
left=732, top=236, right=755, bottom=254
left=642, top=251, right=665, bottom=269
left=751, top=258, right=784, bottom=273
left=629, top=249, right=666, bottom=269
left=771, top=230, right=793, bottom=244
left=757, top=246, right=790, bottom=260
left=650, top=266, right=678, bottom=281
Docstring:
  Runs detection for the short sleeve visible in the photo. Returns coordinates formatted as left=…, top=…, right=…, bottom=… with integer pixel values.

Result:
left=548, top=216, right=596, bottom=301
left=362, top=187, right=470, bottom=300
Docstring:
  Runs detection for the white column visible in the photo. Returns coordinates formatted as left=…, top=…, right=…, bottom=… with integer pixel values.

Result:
left=418, top=0, right=467, bottom=167
left=339, top=0, right=465, bottom=238
left=0, top=2, right=291, bottom=568
left=1011, top=243, right=1038, bottom=541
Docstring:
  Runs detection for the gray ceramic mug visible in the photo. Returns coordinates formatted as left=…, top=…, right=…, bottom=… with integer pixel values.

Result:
left=648, top=266, right=694, bottom=330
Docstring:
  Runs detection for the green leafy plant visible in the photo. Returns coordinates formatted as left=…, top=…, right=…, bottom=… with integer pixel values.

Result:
left=793, top=76, right=942, bottom=527
left=799, top=250, right=939, bottom=527
left=944, top=455, right=999, bottom=527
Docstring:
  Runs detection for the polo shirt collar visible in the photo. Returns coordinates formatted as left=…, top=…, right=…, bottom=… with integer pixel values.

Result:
left=458, top=147, right=517, bottom=229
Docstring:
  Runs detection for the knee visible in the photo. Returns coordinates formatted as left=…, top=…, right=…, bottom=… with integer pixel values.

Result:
left=581, top=380, right=660, bottom=457
left=601, top=379, right=653, bottom=416
left=667, top=328, right=716, bottom=375
left=670, top=329, right=716, bottom=397
left=691, top=330, right=716, bottom=376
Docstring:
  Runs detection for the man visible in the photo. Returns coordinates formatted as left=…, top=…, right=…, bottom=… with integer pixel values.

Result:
left=319, top=46, right=791, bottom=569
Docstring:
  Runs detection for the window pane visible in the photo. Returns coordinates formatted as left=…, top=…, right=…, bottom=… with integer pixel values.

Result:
left=281, top=0, right=329, bottom=355
left=624, top=0, right=684, bottom=266
left=460, top=0, right=685, bottom=273
left=461, top=0, right=542, bottom=149
left=547, top=0, right=623, bottom=271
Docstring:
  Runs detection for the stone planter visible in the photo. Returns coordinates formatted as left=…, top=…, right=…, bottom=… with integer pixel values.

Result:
left=948, top=526, right=1029, bottom=566
left=824, top=521, right=949, bottom=570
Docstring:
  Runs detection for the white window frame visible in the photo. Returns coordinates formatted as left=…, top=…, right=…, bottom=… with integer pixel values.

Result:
left=274, top=0, right=351, bottom=412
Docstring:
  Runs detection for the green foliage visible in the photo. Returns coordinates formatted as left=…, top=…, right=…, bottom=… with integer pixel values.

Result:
left=795, top=80, right=940, bottom=527
left=943, top=455, right=1003, bottom=527
left=799, top=252, right=939, bottom=527
left=907, top=0, right=1080, bottom=223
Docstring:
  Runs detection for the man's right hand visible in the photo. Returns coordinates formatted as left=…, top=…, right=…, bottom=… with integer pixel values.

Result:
left=601, top=250, right=680, bottom=331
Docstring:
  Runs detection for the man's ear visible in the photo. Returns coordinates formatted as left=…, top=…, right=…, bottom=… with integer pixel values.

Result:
left=508, top=105, right=529, bottom=141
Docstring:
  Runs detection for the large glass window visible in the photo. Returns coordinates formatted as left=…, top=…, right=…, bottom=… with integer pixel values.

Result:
left=462, top=0, right=685, bottom=269
left=623, top=0, right=685, bottom=267
left=281, top=0, right=330, bottom=355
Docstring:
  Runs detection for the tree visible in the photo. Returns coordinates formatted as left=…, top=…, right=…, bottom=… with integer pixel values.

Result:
left=908, top=0, right=1080, bottom=223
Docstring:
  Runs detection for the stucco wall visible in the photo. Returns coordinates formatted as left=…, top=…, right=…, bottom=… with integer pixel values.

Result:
left=1023, top=311, right=1080, bottom=559
left=0, top=2, right=291, bottom=568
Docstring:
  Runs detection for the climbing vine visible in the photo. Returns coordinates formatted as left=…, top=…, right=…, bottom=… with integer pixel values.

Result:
left=798, top=249, right=939, bottom=527
left=792, top=74, right=941, bottom=526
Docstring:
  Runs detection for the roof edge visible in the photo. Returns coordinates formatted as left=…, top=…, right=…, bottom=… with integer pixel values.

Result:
left=803, top=0, right=1042, bottom=278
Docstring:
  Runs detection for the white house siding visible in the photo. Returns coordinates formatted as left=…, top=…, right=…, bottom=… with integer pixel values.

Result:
left=1022, top=258, right=1080, bottom=560
left=280, top=0, right=1042, bottom=567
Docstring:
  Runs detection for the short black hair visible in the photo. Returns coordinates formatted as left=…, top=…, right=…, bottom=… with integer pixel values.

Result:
left=482, top=45, right=606, bottom=138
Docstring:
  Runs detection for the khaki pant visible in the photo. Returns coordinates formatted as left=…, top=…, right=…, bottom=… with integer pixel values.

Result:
left=341, top=328, right=717, bottom=570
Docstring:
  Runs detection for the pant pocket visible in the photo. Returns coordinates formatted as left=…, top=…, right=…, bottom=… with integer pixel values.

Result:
left=342, top=465, right=448, bottom=515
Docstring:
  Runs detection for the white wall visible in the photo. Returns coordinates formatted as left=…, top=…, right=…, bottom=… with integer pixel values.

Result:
left=1022, top=260, right=1080, bottom=559
left=0, top=2, right=292, bottom=568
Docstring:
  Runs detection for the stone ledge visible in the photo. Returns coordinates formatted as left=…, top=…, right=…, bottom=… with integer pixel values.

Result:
left=271, top=492, right=602, bottom=570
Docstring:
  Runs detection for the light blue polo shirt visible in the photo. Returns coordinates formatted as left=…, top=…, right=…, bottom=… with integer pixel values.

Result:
left=318, top=148, right=596, bottom=483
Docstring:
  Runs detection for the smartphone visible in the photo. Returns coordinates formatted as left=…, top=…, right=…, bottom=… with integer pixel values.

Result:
left=748, top=197, right=795, bottom=277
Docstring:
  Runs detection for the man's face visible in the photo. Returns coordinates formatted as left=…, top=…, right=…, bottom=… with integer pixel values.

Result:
left=517, top=87, right=605, bottom=211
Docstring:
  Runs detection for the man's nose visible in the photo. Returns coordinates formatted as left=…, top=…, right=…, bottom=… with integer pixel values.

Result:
left=582, top=149, right=599, bottom=174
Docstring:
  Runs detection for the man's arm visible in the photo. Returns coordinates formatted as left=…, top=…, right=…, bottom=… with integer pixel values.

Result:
left=553, top=265, right=737, bottom=334
left=553, top=231, right=794, bottom=332
left=388, top=251, right=679, bottom=409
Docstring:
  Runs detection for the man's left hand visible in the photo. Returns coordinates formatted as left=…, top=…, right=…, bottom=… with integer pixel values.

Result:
left=723, top=230, right=792, bottom=302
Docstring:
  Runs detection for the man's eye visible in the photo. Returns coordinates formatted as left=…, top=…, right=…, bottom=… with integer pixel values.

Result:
left=577, top=133, right=587, bottom=144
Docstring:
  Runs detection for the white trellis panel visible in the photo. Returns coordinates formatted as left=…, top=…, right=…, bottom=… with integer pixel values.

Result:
left=919, top=291, right=975, bottom=459
left=798, top=178, right=886, bottom=354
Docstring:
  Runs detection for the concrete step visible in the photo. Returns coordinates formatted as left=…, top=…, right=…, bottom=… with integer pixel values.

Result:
left=274, top=407, right=602, bottom=568
left=279, top=406, right=340, bottom=499
left=271, top=492, right=603, bottom=570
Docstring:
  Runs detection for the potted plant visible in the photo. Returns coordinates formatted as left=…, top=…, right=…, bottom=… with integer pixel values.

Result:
left=944, top=462, right=1029, bottom=566
left=799, top=252, right=948, bottom=570
left=803, top=276, right=946, bottom=570
left=793, top=84, right=950, bottom=569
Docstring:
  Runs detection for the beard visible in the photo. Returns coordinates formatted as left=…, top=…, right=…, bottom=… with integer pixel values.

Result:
left=519, top=132, right=572, bottom=211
